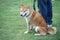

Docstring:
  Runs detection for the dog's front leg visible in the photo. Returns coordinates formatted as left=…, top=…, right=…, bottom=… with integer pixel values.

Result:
left=24, top=22, right=32, bottom=34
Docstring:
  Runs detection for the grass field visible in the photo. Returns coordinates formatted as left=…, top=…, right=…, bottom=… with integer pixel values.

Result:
left=0, top=0, right=60, bottom=40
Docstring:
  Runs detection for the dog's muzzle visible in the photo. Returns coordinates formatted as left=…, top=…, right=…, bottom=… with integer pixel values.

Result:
left=20, top=14, right=23, bottom=16
left=20, top=13, right=27, bottom=17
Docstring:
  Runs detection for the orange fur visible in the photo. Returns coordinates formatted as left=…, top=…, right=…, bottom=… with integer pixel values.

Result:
left=20, top=5, right=57, bottom=35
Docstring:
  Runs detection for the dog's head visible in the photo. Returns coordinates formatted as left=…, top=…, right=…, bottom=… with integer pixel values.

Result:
left=20, top=5, right=31, bottom=17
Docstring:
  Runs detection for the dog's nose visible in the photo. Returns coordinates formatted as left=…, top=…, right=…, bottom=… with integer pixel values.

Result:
left=21, top=15, right=23, bottom=16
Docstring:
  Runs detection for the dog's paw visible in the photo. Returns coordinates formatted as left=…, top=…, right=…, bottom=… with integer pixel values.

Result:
left=34, top=33, right=41, bottom=36
left=24, top=31, right=29, bottom=34
left=34, top=33, right=46, bottom=36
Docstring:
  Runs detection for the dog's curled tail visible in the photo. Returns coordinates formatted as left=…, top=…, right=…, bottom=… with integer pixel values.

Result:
left=48, top=27, right=57, bottom=35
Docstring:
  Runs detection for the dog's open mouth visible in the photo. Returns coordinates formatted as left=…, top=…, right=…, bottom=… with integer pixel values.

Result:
left=24, top=13, right=27, bottom=17
left=20, top=13, right=27, bottom=19
left=21, top=13, right=27, bottom=17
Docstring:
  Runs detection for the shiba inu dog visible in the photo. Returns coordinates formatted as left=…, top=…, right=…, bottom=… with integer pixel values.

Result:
left=20, top=5, right=57, bottom=35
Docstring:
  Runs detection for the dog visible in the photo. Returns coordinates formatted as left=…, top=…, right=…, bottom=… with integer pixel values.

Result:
left=20, top=5, right=57, bottom=35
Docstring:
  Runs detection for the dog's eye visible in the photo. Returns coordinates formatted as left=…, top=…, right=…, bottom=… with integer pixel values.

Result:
left=24, top=11, right=25, bottom=12
left=24, top=10, right=28, bottom=12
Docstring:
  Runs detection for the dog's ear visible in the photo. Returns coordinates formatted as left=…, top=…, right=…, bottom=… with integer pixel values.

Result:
left=21, top=4, right=30, bottom=7
left=20, top=4, right=24, bottom=7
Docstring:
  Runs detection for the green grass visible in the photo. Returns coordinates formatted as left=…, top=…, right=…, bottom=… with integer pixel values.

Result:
left=0, top=0, right=60, bottom=40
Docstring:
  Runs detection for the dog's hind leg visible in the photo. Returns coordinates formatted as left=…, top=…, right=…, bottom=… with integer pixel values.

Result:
left=34, top=26, right=47, bottom=36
